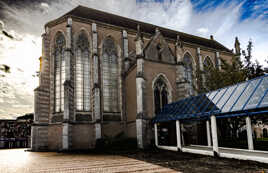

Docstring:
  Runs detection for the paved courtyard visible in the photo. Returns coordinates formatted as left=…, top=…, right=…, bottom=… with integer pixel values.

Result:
left=1, top=148, right=268, bottom=173
left=0, top=149, right=177, bottom=173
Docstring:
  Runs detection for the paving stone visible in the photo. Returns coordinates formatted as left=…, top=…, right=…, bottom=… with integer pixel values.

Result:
left=0, top=149, right=179, bottom=173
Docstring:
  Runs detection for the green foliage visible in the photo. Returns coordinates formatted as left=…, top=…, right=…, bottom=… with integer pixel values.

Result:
left=0, top=64, right=10, bottom=74
left=202, top=55, right=246, bottom=92
left=16, top=113, right=33, bottom=120
left=242, top=40, right=266, bottom=79
left=202, top=39, right=267, bottom=92
left=201, top=39, right=268, bottom=140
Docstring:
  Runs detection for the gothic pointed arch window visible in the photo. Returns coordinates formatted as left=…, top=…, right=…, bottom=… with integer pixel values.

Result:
left=204, top=56, right=213, bottom=70
left=102, top=37, right=119, bottom=112
left=54, top=32, right=65, bottom=112
left=75, top=31, right=90, bottom=111
left=154, top=77, right=169, bottom=114
left=183, top=52, right=194, bottom=95
left=203, top=56, right=213, bottom=88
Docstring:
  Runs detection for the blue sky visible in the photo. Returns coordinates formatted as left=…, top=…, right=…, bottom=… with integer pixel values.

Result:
left=137, top=0, right=268, bottom=20
left=0, top=0, right=267, bottom=118
left=192, top=0, right=268, bottom=20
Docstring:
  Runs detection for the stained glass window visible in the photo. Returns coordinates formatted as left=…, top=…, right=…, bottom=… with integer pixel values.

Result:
left=102, top=37, right=119, bottom=112
left=204, top=56, right=213, bottom=69
left=183, top=53, right=194, bottom=95
left=54, top=32, right=65, bottom=112
left=76, top=32, right=90, bottom=111
left=154, top=77, right=169, bottom=114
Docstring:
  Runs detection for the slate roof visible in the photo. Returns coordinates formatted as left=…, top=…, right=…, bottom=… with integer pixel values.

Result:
left=46, top=5, right=233, bottom=53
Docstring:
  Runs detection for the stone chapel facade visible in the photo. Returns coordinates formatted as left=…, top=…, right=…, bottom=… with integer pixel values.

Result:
left=31, top=6, right=234, bottom=151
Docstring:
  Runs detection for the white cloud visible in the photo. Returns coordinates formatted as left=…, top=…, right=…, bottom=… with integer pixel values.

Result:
left=41, top=2, right=49, bottom=9
left=197, top=27, right=209, bottom=35
left=0, top=0, right=267, bottom=118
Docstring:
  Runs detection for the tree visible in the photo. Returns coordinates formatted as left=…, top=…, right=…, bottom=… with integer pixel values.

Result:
left=0, top=64, right=10, bottom=73
left=242, top=40, right=266, bottom=79
left=201, top=38, right=268, bottom=141
left=203, top=39, right=267, bottom=92
left=202, top=55, right=246, bottom=92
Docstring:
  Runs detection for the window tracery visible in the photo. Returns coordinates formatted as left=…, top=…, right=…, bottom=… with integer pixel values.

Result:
left=204, top=56, right=213, bottom=69
left=203, top=56, right=213, bottom=88
left=75, top=31, right=90, bottom=111
left=54, top=32, right=65, bottom=112
left=102, top=37, right=119, bottom=112
left=183, top=53, right=194, bottom=95
left=154, top=78, right=168, bottom=114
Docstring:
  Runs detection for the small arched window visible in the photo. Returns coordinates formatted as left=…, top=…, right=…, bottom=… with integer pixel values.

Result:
left=183, top=53, right=194, bottom=95
left=102, top=37, right=119, bottom=112
left=204, top=56, right=213, bottom=70
left=203, top=56, right=213, bottom=88
left=54, top=32, right=65, bottom=112
left=154, top=77, right=169, bottom=114
left=75, top=31, right=90, bottom=111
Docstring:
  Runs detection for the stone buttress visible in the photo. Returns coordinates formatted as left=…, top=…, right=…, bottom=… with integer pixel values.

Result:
left=31, top=29, right=50, bottom=151
left=92, top=23, right=102, bottom=140
left=135, top=25, right=150, bottom=149
left=62, top=17, right=75, bottom=150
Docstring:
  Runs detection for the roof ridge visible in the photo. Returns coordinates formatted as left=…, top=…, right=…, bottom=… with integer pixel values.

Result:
left=46, top=5, right=233, bottom=53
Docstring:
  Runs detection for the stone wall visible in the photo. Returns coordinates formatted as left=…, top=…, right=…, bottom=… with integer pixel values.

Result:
left=72, top=124, right=95, bottom=149
left=33, top=13, right=234, bottom=151
left=125, top=66, right=137, bottom=138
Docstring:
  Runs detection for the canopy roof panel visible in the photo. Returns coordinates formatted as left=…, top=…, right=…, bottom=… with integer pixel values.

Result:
left=153, top=74, right=268, bottom=123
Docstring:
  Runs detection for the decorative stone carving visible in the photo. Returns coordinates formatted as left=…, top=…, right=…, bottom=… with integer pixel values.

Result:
left=144, top=28, right=175, bottom=64
left=76, top=32, right=89, bottom=51
left=176, top=35, right=184, bottom=62
left=235, top=37, right=241, bottom=55
left=135, top=25, right=144, bottom=58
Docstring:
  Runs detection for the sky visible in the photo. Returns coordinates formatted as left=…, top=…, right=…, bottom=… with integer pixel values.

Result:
left=0, top=0, right=267, bottom=119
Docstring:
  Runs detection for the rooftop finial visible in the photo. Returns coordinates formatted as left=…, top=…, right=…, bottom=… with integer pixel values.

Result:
left=137, top=24, right=141, bottom=33
left=135, top=24, right=143, bottom=41
left=235, top=36, right=241, bottom=55
left=155, top=27, right=160, bottom=34
left=176, top=35, right=183, bottom=48
left=210, top=35, right=214, bottom=40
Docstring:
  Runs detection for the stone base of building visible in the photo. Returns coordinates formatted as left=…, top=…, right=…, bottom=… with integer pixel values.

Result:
left=31, top=121, right=128, bottom=151
left=136, top=118, right=153, bottom=149
left=31, top=124, right=48, bottom=151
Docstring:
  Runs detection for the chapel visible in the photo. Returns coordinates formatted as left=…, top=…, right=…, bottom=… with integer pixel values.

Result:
left=31, top=5, right=234, bottom=151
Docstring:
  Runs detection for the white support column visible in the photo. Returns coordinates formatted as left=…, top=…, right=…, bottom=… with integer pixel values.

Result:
left=154, top=123, right=158, bottom=146
left=246, top=116, right=254, bottom=150
left=181, top=124, right=185, bottom=146
left=176, top=120, right=182, bottom=151
left=211, top=115, right=219, bottom=156
left=206, top=120, right=212, bottom=147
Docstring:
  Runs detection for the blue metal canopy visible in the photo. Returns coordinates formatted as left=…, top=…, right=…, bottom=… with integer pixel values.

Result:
left=153, top=74, right=268, bottom=123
